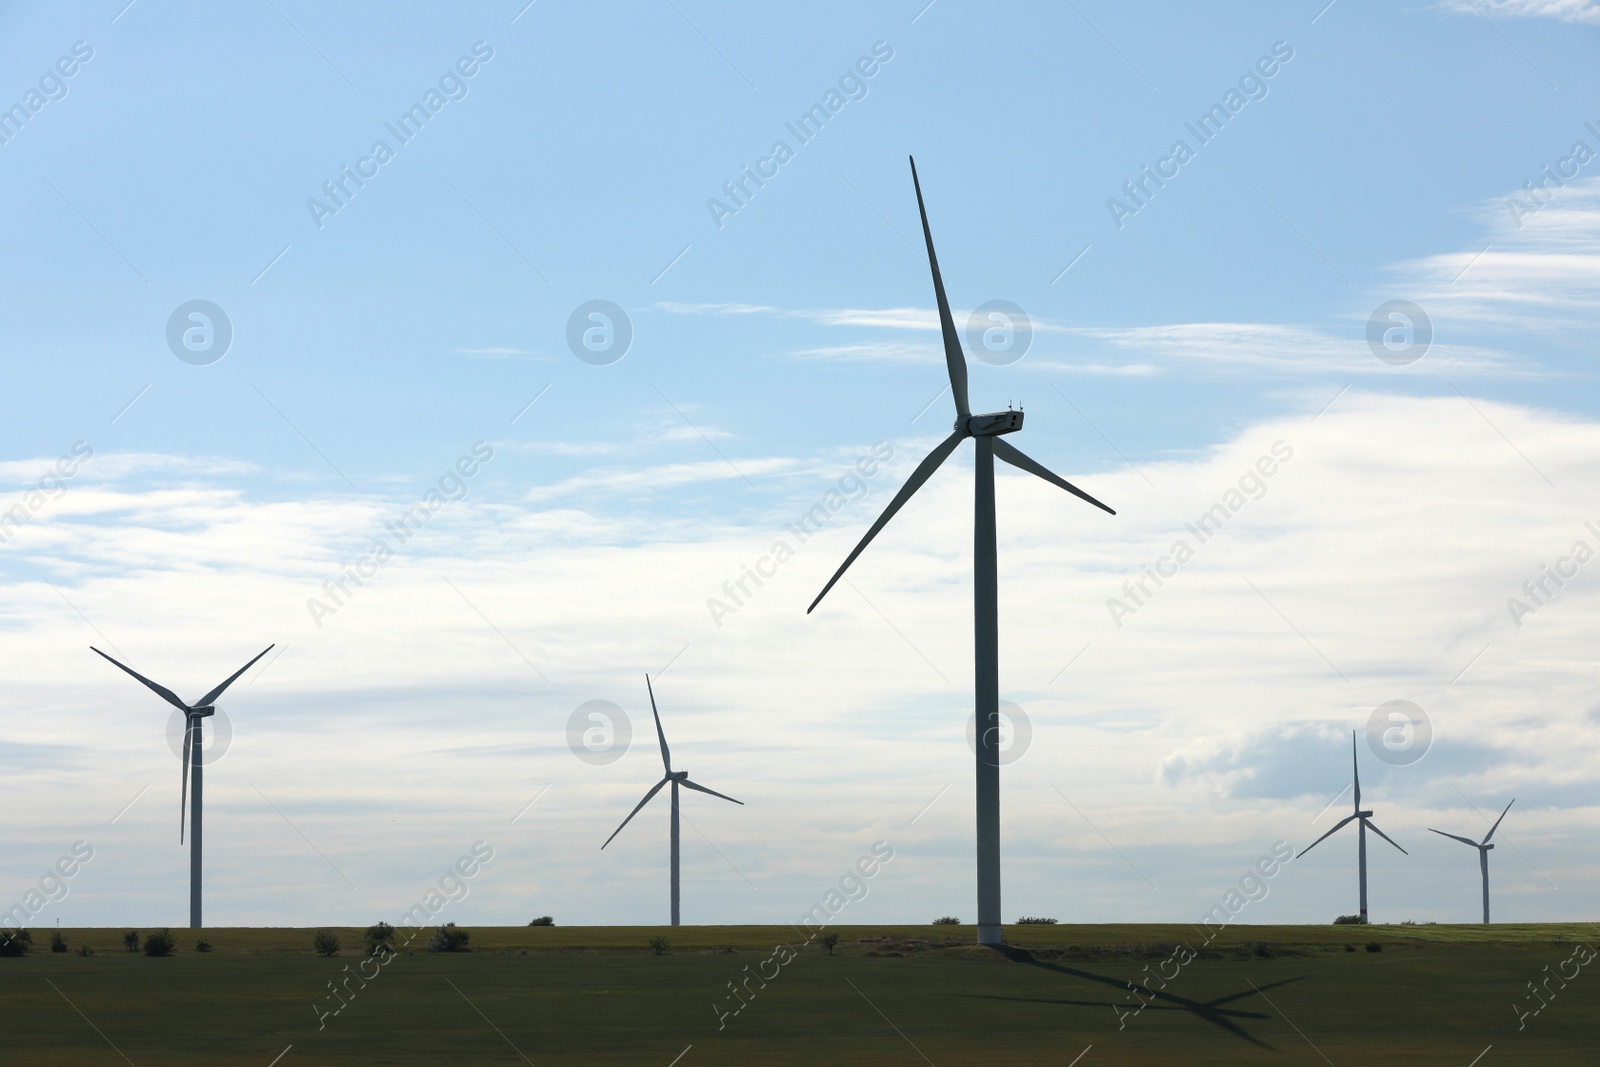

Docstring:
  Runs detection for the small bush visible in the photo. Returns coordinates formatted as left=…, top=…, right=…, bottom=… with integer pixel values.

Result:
left=1365, top=942, right=1383, bottom=953
left=76, top=944, right=95, bottom=957
left=0, top=929, right=32, bottom=957
left=1332, top=914, right=1365, bottom=925
left=50, top=930, right=68, bottom=953
left=123, top=931, right=141, bottom=952
left=313, top=930, right=341, bottom=957
left=648, top=936, right=670, bottom=955
left=1016, top=917, right=1058, bottom=925
left=527, top=916, right=555, bottom=927
left=194, top=939, right=212, bottom=953
left=144, top=929, right=176, bottom=957
left=427, top=923, right=470, bottom=953
left=820, top=933, right=839, bottom=955
left=365, top=922, right=396, bottom=956
left=932, top=916, right=961, bottom=925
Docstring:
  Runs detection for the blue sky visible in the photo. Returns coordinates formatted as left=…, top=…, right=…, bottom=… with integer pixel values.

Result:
left=2, top=0, right=1599, bottom=931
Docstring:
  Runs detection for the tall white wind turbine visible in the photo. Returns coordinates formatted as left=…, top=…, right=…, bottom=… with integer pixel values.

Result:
left=601, top=676, right=742, bottom=926
left=807, top=157, right=1116, bottom=946
left=1298, top=730, right=1407, bottom=923
left=1430, top=799, right=1514, bottom=924
left=92, top=644, right=275, bottom=928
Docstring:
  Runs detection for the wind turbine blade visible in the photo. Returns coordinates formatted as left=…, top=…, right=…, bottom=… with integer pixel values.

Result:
left=600, top=777, right=669, bottom=850
left=1483, top=798, right=1514, bottom=844
left=680, top=778, right=743, bottom=805
left=1296, top=814, right=1358, bottom=858
left=909, top=156, right=969, bottom=420
left=179, top=715, right=191, bottom=844
left=992, top=439, right=1115, bottom=515
left=806, top=430, right=964, bottom=614
left=196, top=644, right=276, bottom=707
left=645, top=674, right=671, bottom=773
left=91, top=647, right=190, bottom=712
left=1365, top=819, right=1407, bottom=855
left=1351, top=730, right=1361, bottom=811
left=1429, top=828, right=1480, bottom=848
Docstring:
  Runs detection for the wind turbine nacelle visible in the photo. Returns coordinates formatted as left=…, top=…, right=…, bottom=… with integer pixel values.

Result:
left=966, top=410, right=1023, bottom=437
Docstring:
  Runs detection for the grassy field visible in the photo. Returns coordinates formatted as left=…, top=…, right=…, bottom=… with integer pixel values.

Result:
left=3, top=923, right=1596, bottom=1064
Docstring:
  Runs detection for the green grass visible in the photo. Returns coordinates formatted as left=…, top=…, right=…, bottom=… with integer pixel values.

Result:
left=4, top=924, right=1596, bottom=1064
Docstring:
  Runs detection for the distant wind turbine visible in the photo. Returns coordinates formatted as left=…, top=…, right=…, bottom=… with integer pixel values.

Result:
left=1298, top=730, right=1408, bottom=924
left=601, top=676, right=742, bottom=926
left=806, top=157, right=1116, bottom=946
left=92, top=644, right=275, bottom=928
left=1430, top=798, right=1514, bottom=924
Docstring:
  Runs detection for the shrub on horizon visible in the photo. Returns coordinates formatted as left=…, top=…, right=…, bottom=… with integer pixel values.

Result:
left=427, top=923, right=470, bottom=953
left=144, top=929, right=176, bottom=957
left=0, top=929, right=32, bottom=957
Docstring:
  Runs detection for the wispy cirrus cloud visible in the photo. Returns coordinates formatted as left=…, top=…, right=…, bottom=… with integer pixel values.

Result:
left=1392, top=180, right=1600, bottom=333
left=668, top=179, right=1600, bottom=380
left=1436, top=0, right=1600, bottom=24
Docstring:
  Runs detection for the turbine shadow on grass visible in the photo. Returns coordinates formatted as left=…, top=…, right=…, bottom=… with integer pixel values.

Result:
left=955, top=946, right=1308, bottom=1050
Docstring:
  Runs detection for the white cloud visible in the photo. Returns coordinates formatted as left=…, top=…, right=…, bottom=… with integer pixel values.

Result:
left=1392, top=179, right=1600, bottom=333
left=668, top=180, right=1600, bottom=380
left=3, top=393, right=1598, bottom=926
left=1437, top=0, right=1600, bottom=23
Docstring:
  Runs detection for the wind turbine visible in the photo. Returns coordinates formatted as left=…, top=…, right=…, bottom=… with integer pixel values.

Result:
left=1430, top=799, right=1514, bottom=924
left=1298, top=730, right=1407, bottom=924
left=806, top=157, right=1116, bottom=947
left=601, top=676, right=742, bottom=926
left=92, top=644, right=274, bottom=928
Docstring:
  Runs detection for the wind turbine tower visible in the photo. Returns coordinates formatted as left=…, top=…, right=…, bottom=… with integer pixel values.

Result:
left=601, top=676, right=743, bottom=925
left=1298, top=730, right=1408, bottom=923
left=1430, top=799, right=1514, bottom=924
left=92, top=644, right=275, bottom=928
left=807, top=157, right=1116, bottom=946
